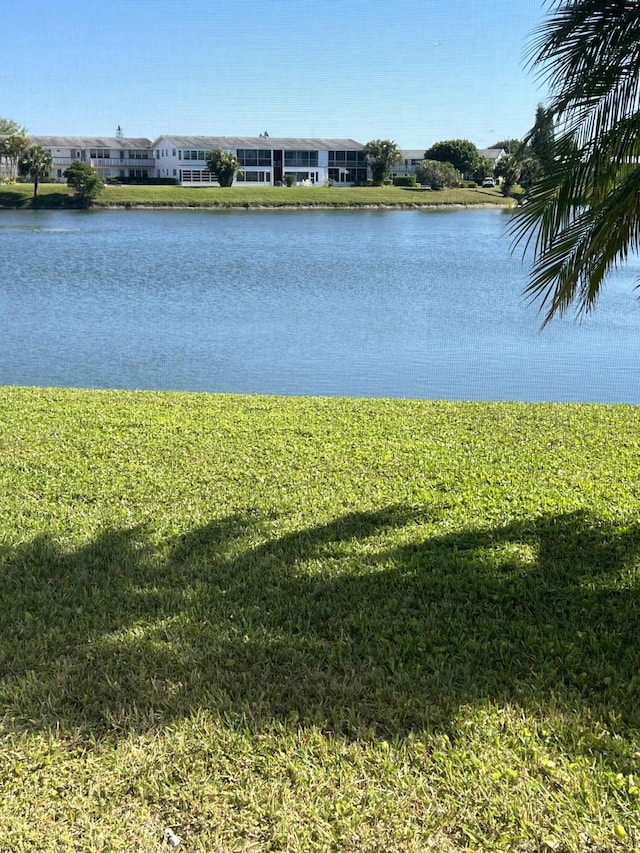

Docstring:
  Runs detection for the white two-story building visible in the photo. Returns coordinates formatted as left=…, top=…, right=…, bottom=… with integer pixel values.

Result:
left=152, top=136, right=368, bottom=186
left=14, top=136, right=155, bottom=182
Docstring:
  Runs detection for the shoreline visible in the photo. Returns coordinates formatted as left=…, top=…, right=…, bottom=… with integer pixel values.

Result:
left=0, top=201, right=514, bottom=211
left=0, top=184, right=516, bottom=211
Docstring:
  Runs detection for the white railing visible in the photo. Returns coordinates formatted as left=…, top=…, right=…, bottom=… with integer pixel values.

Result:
left=52, top=157, right=155, bottom=167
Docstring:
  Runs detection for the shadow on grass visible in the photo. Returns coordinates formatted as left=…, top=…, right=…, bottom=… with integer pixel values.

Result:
left=0, top=190, right=79, bottom=209
left=0, top=189, right=31, bottom=208
left=1, top=507, right=639, bottom=740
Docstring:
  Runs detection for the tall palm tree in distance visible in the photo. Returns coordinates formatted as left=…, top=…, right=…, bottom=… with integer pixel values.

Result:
left=19, top=144, right=53, bottom=201
left=513, top=0, right=640, bottom=326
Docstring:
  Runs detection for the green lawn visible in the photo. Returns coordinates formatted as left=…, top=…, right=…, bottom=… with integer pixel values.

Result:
left=1, top=387, right=638, bottom=851
left=0, top=182, right=513, bottom=209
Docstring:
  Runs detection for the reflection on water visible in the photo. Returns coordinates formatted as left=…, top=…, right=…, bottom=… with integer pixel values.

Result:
left=0, top=207, right=638, bottom=403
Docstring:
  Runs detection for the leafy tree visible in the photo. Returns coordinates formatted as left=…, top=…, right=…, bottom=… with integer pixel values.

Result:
left=512, top=0, right=640, bottom=324
left=1, top=133, right=29, bottom=182
left=206, top=148, right=241, bottom=187
left=528, top=104, right=555, bottom=175
left=424, top=139, right=482, bottom=178
left=415, top=159, right=460, bottom=190
left=63, top=160, right=103, bottom=205
left=363, top=139, right=403, bottom=186
left=19, top=144, right=53, bottom=200
left=495, top=154, right=522, bottom=196
left=518, top=156, right=544, bottom=188
left=472, top=156, right=493, bottom=184
left=491, top=128, right=547, bottom=193
left=0, top=117, right=25, bottom=135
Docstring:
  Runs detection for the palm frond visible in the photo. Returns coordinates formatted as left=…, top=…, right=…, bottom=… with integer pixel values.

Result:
left=515, top=0, right=640, bottom=324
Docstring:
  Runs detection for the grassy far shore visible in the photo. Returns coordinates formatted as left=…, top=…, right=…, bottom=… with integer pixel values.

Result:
left=1, top=386, right=639, bottom=851
left=0, top=181, right=514, bottom=209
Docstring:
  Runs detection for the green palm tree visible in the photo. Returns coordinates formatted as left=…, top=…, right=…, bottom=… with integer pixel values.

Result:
left=1, top=133, right=29, bottom=182
left=19, top=144, right=53, bottom=201
left=512, top=0, right=640, bottom=326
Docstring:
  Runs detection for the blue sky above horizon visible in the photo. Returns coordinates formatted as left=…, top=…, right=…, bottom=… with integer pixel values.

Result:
left=3, top=0, right=548, bottom=149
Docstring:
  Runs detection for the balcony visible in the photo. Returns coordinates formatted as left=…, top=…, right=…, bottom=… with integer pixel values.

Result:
left=52, top=156, right=156, bottom=168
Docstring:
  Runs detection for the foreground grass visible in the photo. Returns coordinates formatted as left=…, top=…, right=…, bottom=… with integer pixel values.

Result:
left=0, top=182, right=512, bottom=209
left=1, top=387, right=639, bottom=851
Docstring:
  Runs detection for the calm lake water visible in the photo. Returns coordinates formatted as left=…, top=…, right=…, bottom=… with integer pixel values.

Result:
left=1, top=207, right=639, bottom=403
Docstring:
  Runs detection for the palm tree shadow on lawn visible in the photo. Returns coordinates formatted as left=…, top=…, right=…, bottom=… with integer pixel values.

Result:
left=1, top=506, right=639, bottom=742
left=0, top=189, right=76, bottom=209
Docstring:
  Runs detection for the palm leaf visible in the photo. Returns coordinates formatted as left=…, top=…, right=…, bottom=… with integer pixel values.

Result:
left=514, top=0, right=640, bottom=324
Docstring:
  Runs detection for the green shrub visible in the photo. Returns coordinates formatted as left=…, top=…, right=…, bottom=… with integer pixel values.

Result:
left=392, top=175, right=417, bottom=187
left=416, top=159, right=460, bottom=190
left=284, top=174, right=297, bottom=187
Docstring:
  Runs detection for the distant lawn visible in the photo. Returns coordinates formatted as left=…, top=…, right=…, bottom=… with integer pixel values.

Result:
left=0, top=182, right=513, bottom=209
left=0, top=386, right=639, bottom=851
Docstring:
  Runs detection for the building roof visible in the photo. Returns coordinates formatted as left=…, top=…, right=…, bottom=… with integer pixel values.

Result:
left=401, top=150, right=426, bottom=160
left=153, top=135, right=365, bottom=150
left=479, top=147, right=506, bottom=162
left=28, top=136, right=153, bottom=149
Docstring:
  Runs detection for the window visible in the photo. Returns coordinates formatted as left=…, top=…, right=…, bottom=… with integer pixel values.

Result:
left=236, top=171, right=266, bottom=182
left=128, top=149, right=151, bottom=159
left=284, top=171, right=313, bottom=183
left=329, top=151, right=366, bottom=167
left=284, top=150, right=318, bottom=167
left=181, top=170, right=214, bottom=182
left=237, top=149, right=271, bottom=167
left=172, top=149, right=176, bottom=157
left=328, top=167, right=366, bottom=183
left=90, top=149, right=110, bottom=159
left=183, top=150, right=208, bottom=161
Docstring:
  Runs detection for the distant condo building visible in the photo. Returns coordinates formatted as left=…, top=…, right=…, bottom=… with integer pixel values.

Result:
left=0, top=134, right=505, bottom=185
left=11, top=136, right=156, bottom=182
left=152, top=136, right=367, bottom=186
left=0, top=134, right=367, bottom=186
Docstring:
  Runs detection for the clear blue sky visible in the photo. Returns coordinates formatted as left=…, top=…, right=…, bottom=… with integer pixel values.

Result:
left=2, top=0, right=548, bottom=149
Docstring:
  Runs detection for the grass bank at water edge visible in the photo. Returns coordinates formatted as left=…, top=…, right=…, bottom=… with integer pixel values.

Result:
left=0, top=182, right=514, bottom=209
left=0, top=386, right=638, bottom=851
